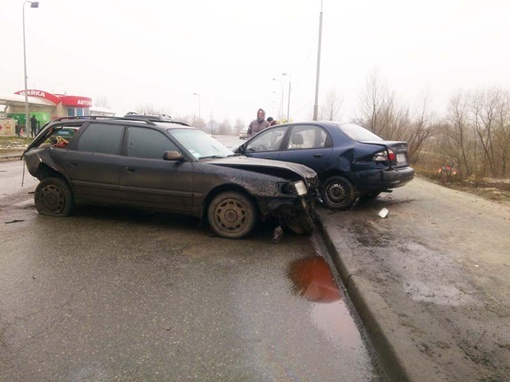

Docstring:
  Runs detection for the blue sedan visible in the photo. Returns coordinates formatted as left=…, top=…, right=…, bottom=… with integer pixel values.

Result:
left=235, top=122, right=415, bottom=210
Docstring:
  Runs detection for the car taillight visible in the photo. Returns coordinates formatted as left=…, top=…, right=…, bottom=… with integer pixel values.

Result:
left=373, top=149, right=395, bottom=162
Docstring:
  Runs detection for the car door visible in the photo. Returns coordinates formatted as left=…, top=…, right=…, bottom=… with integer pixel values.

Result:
left=243, top=125, right=288, bottom=160
left=65, top=122, right=124, bottom=204
left=277, top=124, right=333, bottom=174
left=118, top=126, right=195, bottom=213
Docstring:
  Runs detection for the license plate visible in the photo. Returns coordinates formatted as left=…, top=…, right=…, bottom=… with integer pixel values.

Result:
left=397, top=153, right=406, bottom=163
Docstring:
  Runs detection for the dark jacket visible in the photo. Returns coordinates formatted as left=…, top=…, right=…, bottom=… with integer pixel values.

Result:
left=248, top=108, right=270, bottom=137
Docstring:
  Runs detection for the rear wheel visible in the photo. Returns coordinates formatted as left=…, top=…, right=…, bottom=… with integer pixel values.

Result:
left=35, top=177, right=75, bottom=216
left=321, top=176, right=356, bottom=210
left=207, top=191, right=256, bottom=239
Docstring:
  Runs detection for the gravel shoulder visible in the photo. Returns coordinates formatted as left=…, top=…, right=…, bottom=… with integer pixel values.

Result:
left=319, top=176, right=510, bottom=381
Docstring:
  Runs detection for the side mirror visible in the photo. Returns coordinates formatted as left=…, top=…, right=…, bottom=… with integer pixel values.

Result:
left=163, top=150, right=185, bottom=161
left=234, top=144, right=244, bottom=154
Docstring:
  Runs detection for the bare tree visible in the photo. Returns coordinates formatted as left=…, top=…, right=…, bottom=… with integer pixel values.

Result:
left=443, top=92, right=474, bottom=177
left=193, top=116, right=205, bottom=129
left=216, top=118, right=233, bottom=135
left=319, top=90, right=343, bottom=120
left=135, top=105, right=164, bottom=115
left=493, top=92, right=510, bottom=177
left=235, top=118, right=245, bottom=134
left=471, top=88, right=509, bottom=177
left=406, top=93, right=437, bottom=163
left=176, top=114, right=205, bottom=129
left=356, top=74, right=510, bottom=181
left=357, top=69, right=390, bottom=136
left=356, top=70, right=437, bottom=161
left=94, top=96, right=110, bottom=108
left=376, top=94, right=410, bottom=140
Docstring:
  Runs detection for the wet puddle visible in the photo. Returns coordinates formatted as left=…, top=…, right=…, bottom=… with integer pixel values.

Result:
left=289, top=255, right=364, bottom=348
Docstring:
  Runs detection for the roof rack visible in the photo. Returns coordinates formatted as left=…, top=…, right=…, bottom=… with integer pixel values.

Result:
left=124, top=112, right=172, bottom=120
left=50, top=115, right=189, bottom=127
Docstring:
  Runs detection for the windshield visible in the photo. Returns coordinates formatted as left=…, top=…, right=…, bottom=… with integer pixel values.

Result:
left=338, top=123, right=383, bottom=142
left=168, top=128, right=233, bottom=159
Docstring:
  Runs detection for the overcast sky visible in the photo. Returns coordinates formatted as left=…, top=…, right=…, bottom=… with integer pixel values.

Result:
left=2, top=0, right=510, bottom=125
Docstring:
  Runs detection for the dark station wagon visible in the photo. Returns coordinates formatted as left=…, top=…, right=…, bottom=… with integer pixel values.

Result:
left=236, top=121, right=415, bottom=209
left=23, top=116, right=320, bottom=239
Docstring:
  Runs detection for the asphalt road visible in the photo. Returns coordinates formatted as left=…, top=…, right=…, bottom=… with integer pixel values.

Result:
left=5, top=137, right=510, bottom=382
left=0, top=159, right=38, bottom=197
left=0, top=153, right=383, bottom=381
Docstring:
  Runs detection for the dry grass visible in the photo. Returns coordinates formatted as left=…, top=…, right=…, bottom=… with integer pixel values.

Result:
left=0, top=136, right=30, bottom=150
left=414, top=162, right=510, bottom=204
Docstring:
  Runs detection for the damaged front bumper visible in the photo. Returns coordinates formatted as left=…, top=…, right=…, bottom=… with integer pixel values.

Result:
left=258, top=186, right=319, bottom=236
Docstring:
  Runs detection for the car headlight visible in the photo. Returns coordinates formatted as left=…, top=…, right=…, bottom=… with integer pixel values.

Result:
left=292, top=180, right=308, bottom=196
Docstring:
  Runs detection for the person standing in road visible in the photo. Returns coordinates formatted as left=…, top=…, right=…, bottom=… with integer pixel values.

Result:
left=30, top=115, right=38, bottom=138
left=247, top=108, right=270, bottom=137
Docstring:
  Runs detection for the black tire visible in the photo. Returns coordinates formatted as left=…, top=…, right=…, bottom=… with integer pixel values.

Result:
left=320, top=176, right=356, bottom=210
left=207, top=191, right=257, bottom=239
left=284, top=212, right=315, bottom=235
left=34, top=177, right=75, bottom=216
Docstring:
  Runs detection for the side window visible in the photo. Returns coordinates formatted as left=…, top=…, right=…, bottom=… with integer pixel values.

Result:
left=127, top=126, right=179, bottom=159
left=287, top=125, right=329, bottom=150
left=47, top=125, right=81, bottom=148
left=246, top=126, right=287, bottom=152
left=77, top=123, right=123, bottom=155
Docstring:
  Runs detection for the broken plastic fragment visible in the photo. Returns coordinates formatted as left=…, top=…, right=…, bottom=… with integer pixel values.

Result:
left=378, top=208, right=389, bottom=218
left=272, top=226, right=283, bottom=244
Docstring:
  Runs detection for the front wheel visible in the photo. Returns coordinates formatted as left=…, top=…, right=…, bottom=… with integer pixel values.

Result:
left=320, top=176, right=356, bottom=210
left=35, top=177, right=75, bottom=216
left=207, top=191, right=257, bottom=239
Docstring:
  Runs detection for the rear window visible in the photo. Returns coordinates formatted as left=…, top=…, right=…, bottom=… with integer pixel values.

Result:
left=338, top=123, right=383, bottom=142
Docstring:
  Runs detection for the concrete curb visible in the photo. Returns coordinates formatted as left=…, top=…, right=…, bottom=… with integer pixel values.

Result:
left=317, top=209, right=446, bottom=382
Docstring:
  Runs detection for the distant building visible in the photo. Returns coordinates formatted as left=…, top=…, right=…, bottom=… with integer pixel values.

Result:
left=0, top=89, right=93, bottom=129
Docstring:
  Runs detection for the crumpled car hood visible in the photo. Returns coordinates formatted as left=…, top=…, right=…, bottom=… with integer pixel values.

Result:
left=207, top=156, right=317, bottom=180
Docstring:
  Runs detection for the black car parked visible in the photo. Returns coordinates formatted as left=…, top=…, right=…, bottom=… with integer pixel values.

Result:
left=235, top=121, right=414, bottom=210
left=23, top=116, right=319, bottom=239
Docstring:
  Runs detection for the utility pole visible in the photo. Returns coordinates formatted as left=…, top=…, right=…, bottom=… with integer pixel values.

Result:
left=313, top=0, right=323, bottom=121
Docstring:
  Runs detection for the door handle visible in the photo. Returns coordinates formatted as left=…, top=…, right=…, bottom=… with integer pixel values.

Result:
left=313, top=154, right=323, bottom=158
left=125, top=167, right=136, bottom=172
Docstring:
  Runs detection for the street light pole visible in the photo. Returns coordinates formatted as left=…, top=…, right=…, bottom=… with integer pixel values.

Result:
left=272, top=78, right=284, bottom=121
left=282, top=72, right=291, bottom=121
left=313, top=0, right=323, bottom=121
left=23, top=1, right=39, bottom=137
left=193, top=92, right=201, bottom=121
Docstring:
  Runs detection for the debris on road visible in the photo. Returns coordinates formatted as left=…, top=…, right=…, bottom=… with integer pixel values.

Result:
left=378, top=208, right=389, bottom=218
left=272, top=226, right=283, bottom=243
